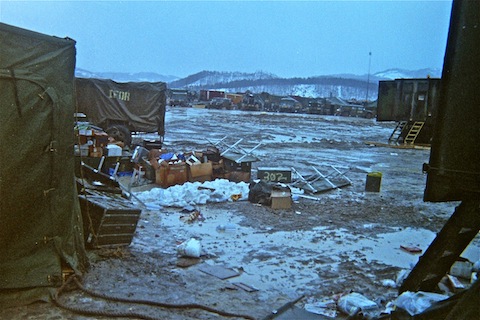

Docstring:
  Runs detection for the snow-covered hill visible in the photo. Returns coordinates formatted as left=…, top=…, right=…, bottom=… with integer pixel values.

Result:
left=74, top=67, right=441, bottom=100
left=373, top=68, right=441, bottom=80
left=75, top=68, right=178, bottom=83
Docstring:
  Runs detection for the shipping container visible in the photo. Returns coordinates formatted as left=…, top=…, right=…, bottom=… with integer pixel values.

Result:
left=377, top=78, right=441, bottom=122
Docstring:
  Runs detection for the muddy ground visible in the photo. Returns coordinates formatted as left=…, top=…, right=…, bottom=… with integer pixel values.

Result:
left=2, top=108, right=479, bottom=319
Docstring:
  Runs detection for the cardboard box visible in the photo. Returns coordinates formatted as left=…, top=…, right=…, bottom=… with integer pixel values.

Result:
left=94, top=131, right=109, bottom=147
left=155, top=162, right=188, bottom=188
left=188, top=162, right=213, bottom=182
left=271, top=189, right=292, bottom=209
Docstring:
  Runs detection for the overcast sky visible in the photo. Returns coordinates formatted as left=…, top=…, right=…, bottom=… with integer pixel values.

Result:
left=1, top=1, right=453, bottom=78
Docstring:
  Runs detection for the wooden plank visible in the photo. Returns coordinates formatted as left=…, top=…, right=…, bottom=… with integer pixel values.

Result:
left=364, top=141, right=430, bottom=150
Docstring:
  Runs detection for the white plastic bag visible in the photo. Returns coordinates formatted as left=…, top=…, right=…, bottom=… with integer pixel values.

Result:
left=394, top=291, right=448, bottom=316
left=338, top=292, right=378, bottom=316
left=177, top=238, right=202, bottom=258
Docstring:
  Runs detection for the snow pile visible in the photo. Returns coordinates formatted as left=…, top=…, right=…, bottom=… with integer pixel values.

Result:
left=135, top=179, right=250, bottom=208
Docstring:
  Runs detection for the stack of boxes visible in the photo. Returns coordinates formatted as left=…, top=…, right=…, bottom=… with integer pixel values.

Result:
left=75, top=128, right=109, bottom=157
left=74, top=126, right=132, bottom=177
left=147, top=146, right=258, bottom=188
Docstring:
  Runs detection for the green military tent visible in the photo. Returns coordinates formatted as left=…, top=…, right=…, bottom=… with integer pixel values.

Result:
left=0, top=23, right=88, bottom=307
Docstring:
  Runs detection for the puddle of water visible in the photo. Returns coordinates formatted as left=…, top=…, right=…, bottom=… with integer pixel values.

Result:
left=131, top=206, right=480, bottom=296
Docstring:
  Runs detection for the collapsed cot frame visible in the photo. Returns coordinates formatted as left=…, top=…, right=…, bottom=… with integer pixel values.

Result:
left=290, top=166, right=352, bottom=195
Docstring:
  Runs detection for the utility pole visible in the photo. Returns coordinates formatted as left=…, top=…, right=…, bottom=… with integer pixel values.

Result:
left=365, top=51, right=372, bottom=106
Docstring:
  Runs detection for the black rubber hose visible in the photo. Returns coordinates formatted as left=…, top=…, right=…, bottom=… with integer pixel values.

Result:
left=54, top=275, right=256, bottom=320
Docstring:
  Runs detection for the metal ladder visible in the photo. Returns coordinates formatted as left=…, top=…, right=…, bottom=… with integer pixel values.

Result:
left=404, top=121, right=425, bottom=145
left=388, top=121, right=407, bottom=145
left=399, top=200, right=480, bottom=293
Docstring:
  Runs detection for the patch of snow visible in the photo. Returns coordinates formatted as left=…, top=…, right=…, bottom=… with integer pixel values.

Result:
left=135, top=179, right=250, bottom=208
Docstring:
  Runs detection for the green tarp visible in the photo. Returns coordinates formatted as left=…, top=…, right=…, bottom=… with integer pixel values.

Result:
left=0, top=23, right=88, bottom=307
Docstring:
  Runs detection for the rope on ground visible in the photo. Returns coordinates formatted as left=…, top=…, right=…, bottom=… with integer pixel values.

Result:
left=53, top=275, right=256, bottom=320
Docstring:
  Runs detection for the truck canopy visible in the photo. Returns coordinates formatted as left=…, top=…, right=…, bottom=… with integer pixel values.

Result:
left=75, top=77, right=166, bottom=136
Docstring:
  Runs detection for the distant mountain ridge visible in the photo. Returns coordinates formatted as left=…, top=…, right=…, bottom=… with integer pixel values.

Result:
left=75, top=68, right=179, bottom=83
left=75, top=67, right=441, bottom=100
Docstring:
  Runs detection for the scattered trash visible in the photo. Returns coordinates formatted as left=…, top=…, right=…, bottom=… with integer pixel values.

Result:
left=232, top=282, right=258, bottom=292
left=143, top=203, right=162, bottom=211
left=198, top=264, right=240, bottom=280
left=181, top=205, right=196, bottom=212
left=446, top=274, right=465, bottom=290
left=396, top=268, right=411, bottom=287
left=296, top=194, right=321, bottom=201
left=304, top=298, right=337, bottom=318
left=393, top=291, right=449, bottom=316
left=216, top=223, right=236, bottom=233
left=381, top=279, right=397, bottom=288
left=337, top=292, right=379, bottom=318
left=176, top=257, right=201, bottom=268
left=265, top=295, right=305, bottom=320
left=230, top=193, right=242, bottom=201
left=473, top=259, right=480, bottom=272
left=471, top=272, right=478, bottom=284
left=198, top=186, right=215, bottom=192
left=222, top=284, right=239, bottom=291
left=180, top=209, right=204, bottom=223
left=248, top=180, right=273, bottom=206
left=400, top=245, right=422, bottom=254
left=450, top=260, right=473, bottom=279
left=177, top=238, right=202, bottom=258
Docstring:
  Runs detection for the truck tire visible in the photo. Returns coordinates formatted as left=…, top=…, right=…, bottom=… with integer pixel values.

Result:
left=106, top=125, right=132, bottom=147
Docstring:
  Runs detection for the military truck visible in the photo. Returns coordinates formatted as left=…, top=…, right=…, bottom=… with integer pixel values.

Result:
left=168, top=88, right=190, bottom=107
left=75, top=77, right=166, bottom=146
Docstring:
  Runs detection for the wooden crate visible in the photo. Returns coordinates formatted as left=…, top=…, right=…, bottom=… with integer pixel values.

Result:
left=79, top=193, right=141, bottom=248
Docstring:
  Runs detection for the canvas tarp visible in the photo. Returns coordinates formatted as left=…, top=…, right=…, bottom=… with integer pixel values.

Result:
left=75, top=77, right=166, bottom=135
left=0, top=23, right=88, bottom=307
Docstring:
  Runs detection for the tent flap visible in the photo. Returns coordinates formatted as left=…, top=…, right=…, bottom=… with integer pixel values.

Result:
left=0, top=22, right=88, bottom=307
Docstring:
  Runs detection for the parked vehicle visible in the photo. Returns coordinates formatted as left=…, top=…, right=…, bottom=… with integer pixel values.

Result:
left=199, top=89, right=225, bottom=101
left=208, top=97, right=233, bottom=109
left=168, top=89, right=190, bottom=107
left=278, top=97, right=302, bottom=113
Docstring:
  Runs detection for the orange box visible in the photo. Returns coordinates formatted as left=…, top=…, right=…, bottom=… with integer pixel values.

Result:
left=155, top=162, right=188, bottom=188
